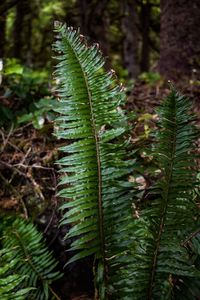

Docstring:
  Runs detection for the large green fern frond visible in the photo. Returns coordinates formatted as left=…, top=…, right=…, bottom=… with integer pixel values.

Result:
left=53, top=22, right=135, bottom=298
left=119, top=90, right=200, bottom=299
left=1, top=218, right=62, bottom=300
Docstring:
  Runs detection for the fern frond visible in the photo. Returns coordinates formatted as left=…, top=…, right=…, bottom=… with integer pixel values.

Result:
left=0, top=249, right=31, bottom=300
left=120, top=90, right=200, bottom=299
left=1, top=218, right=62, bottom=300
left=53, top=22, right=134, bottom=298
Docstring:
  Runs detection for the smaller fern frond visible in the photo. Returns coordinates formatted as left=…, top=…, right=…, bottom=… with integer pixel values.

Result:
left=116, top=89, right=200, bottom=299
left=1, top=218, right=62, bottom=300
left=0, top=249, right=32, bottom=300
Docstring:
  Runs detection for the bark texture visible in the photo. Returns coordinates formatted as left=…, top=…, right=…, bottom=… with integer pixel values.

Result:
left=140, top=0, right=151, bottom=72
left=0, top=15, right=6, bottom=58
left=121, top=0, right=140, bottom=79
left=77, top=0, right=110, bottom=57
left=13, top=0, right=32, bottom=64
left=159, top=0, right=200, bottom=81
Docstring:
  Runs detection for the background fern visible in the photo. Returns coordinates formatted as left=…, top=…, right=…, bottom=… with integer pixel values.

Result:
left=118, top=90, right=200, bottom=299
left=0, top=217, right=62, bottom=300
left=0, top=249, right=31, bottom=300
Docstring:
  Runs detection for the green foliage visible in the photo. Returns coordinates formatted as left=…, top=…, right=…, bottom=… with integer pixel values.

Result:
left=0, top=217, right=62, bottom=300
left=0, top=59, right=52, bottom=127
left=0, top=249, right=32, bottom=300
left=139, top=71, right=161, bottom=86
left=53, top=24, right=200, bottom=298
left=3, top=59, right=49, bottom=98
left=3, top=58, right=24, bottom=75
left=124, top=90, right=200, bottom=299
left=17, top=97, right=56, bottom=129
left=53, top=22, right=135, bottom=299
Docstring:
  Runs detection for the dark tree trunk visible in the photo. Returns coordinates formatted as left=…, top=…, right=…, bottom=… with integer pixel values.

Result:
left=121, top=0, right=140, bottom=79
left=13, top=0, right=32, bottom=63
left=0, top=14, right=6, bottom=58
left=140, top=0, right=151, bottom=72
left=13, top=0, right=25, bottom=59
left=77, top=0, right=110, bottom=57
left=0, top=0, right=20, bottom=15
left=159, top=0, right=200, bottom=81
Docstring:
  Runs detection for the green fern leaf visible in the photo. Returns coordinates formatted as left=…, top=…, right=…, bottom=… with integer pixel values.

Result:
left=120, top=90, right=200, bottom=299
left=0, top=249, right=32, bottom=300
left=53, top=22, right=134, bottom=299
left=1, top=218, right=62, bottom=300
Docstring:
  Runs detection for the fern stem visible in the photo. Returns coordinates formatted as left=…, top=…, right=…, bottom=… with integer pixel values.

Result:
left=13, top=229, right=61, bottom=299
left=148, top=101, right=177, bottom=299
left=85, top=79, right=106, bottom=262
left=81, top=66, right=107, bottom=294
left=13, top=230, right=46, bottom=283
left=181, top=229, right=200, bottom=247
left=65, top=34, right=106, bottom=285
left=49, top=286, right=61, bottom=300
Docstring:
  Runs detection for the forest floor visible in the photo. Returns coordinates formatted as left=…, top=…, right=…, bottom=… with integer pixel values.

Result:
left=1, top=80, right=200, bottom=299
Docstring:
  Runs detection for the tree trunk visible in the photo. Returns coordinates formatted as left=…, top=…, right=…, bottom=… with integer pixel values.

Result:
left=0, top=0, right=20, bottom=15
left=77, top=0, right=110, bottom=57
left=159, top=0, right=200, bottom=81
left=140, top=0, right=151, bottom=72
left=13, top=0, right=32, bottom=63
left=0, top=14, right=6, bottom=58
left=121, top=0, right=140, bottom=79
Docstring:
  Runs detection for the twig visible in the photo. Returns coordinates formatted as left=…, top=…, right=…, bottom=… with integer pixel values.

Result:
left=26, top=169, right=45, bottom=201
left=181, top=229, right=200, bottom=247
left=0, top=160, right=27, bottom=178
left=0, top=124, right=14, bottom=153
left=14, top=163, right=54, bottom=171
left=19, top=147, right=32, bottom=165
left=43, top=213, right=55, bottom=234
left=0, top=160, right=45, bottom=202
left=49, top=286, right=61, bottom=300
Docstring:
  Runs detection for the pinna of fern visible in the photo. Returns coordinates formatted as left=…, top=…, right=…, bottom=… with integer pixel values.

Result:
left=53, top=22, right=135, bottom=299
left=0, top=217, right=62, bottom=300
left=117, top=89, right=200, bottom=299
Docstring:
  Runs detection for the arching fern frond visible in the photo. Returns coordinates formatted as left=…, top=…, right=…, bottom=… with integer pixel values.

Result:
left=53, top=22, right=135, bottom=299
left=121, top=89, right=200, bottom=299
left=1, top=218, right=62, bottom=300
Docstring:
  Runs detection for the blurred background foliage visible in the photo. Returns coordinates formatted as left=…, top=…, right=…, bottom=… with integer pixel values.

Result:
left=0, top=0, right=161, bottom=128
left=1, top=0, right=200, bottom=128
left=1, top=0, right=160, bottom=75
